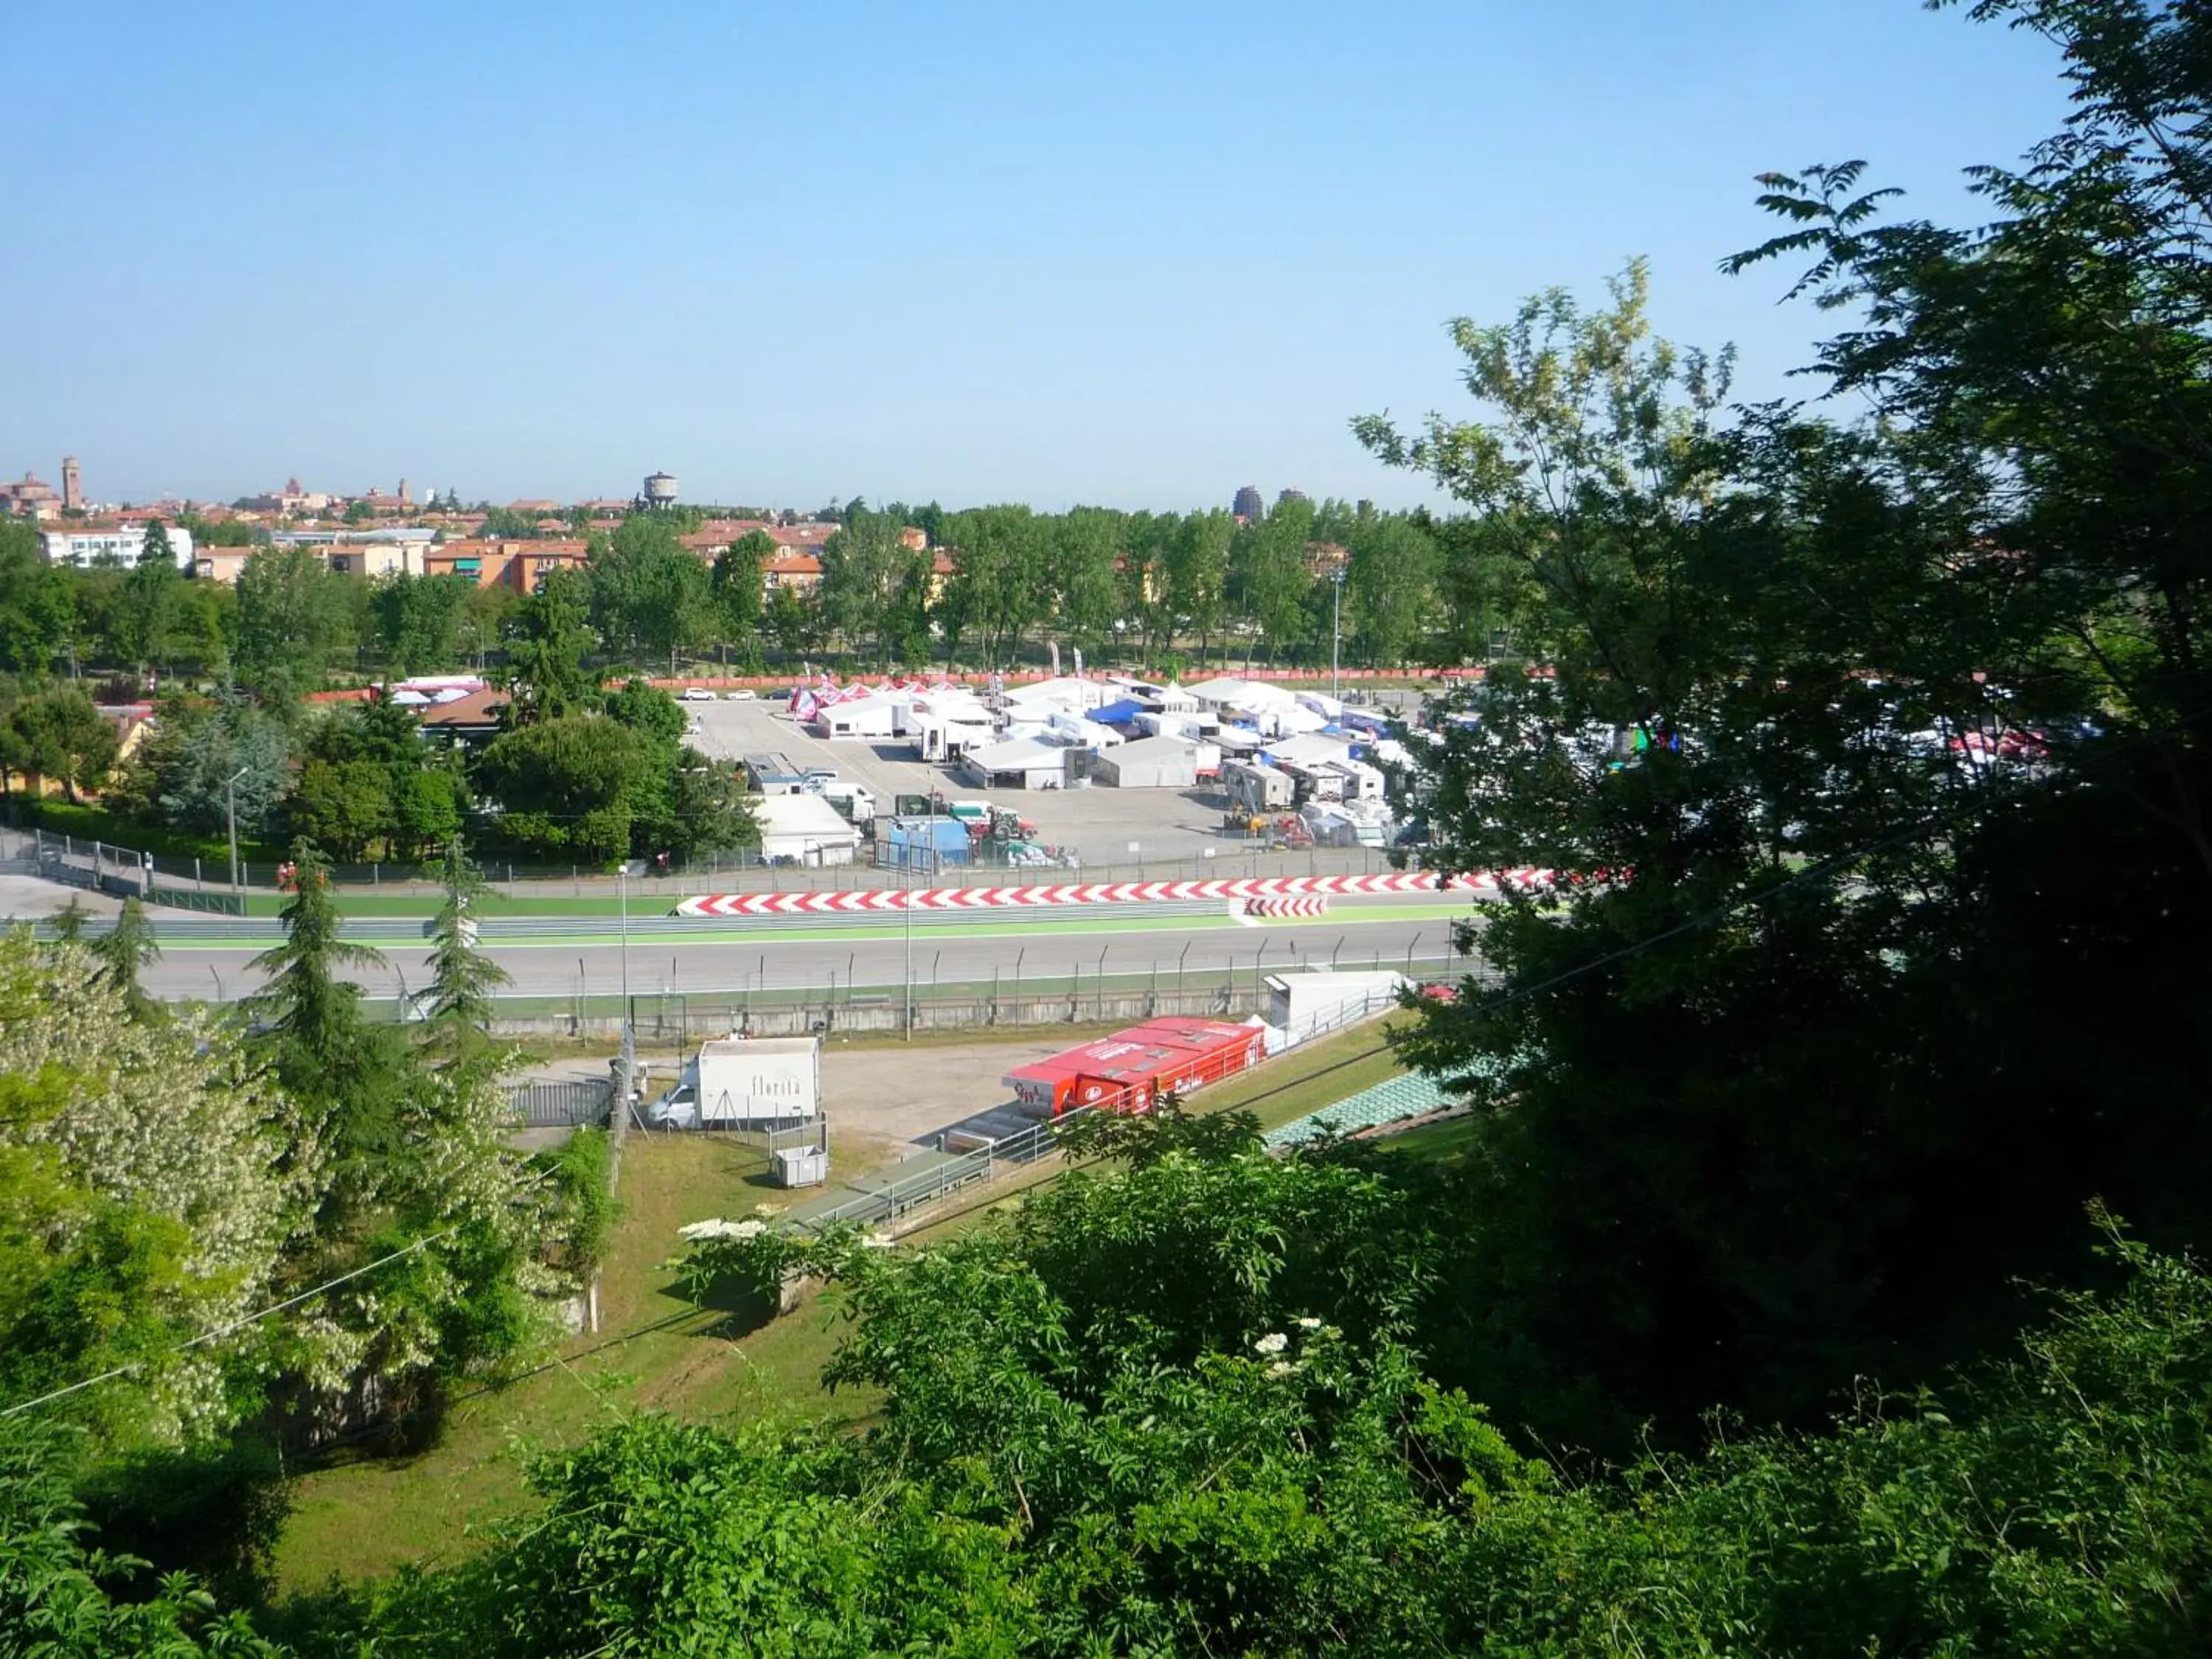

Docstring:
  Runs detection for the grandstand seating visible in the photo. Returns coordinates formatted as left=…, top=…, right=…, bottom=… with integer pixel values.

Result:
left=1264, top=1071, right=1453, bottom=1149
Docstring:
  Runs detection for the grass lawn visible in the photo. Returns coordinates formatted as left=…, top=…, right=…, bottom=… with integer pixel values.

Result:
left=1197, top=1015, right=1413, bottom=1132
left=271, top=1132, right=887, bottom=1594
left=271, top=1015, right=1418, bottom=1593
left=1376, top=1112, right=1481, bottom=1165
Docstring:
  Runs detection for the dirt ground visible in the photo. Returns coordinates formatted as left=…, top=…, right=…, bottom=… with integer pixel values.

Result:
left=821, top=1034, right=1073, bottom=1146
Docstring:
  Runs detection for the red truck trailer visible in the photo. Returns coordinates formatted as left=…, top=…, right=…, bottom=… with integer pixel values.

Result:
left=1004, top=1018, right=1267, bottom=1115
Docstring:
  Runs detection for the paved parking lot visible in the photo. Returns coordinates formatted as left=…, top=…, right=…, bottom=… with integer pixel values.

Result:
left=681, top=693, right=1421, bottom=874
left=0, top=874, right=121, bottom=920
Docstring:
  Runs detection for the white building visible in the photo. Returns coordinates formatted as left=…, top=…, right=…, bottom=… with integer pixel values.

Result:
left=813, top=692, right=911, bottom=741
left=41, top=524, right=195, bottom=571
left=1266, top=968, right=1410, bottom=1043
left=1262, top=732, right=1353, bottom=768
left=1005, top=675, right=1116, bottom=715
left=324, top=530, right=437, bottom=578
left=961, top=735, right=1071, bottom=790
left=754, top=793, right=863, bottom=865
left=1096, top=735, right=1201, bottom=789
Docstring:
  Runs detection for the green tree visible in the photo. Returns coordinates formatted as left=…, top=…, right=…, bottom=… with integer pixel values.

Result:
left=286, top=695, right=465, bottom=861
left=766, top=582, right=820, bottom=661
left=1166, top=507, right=1234, bottom=666
left=246, top=841, right=402, bottom=1189
left=371, top=572, right=473, bottom=675
left=501, top=567, right=596, bottom=723
left=1229, top=494, right=1318, bottom=664
left=710, top=529, right=773, bottom=668
left=475, top=714, right=644, bottom=863
left=3, top=686, right=119, bottom=801
left=1116, top=509, right=1175, bottom=659
left=90, top=897, right=161, bottom=1020
left=819, top=507, right=925, bottom=666
left=285, top=758, right=394, bottom=861
left=654, top=751, right=760, bottom=859
left=122, top=693, right=288, bottom=841
left=113, top=521, right=185, bottom=681
left=392, top=762, right=466, bottom=858
left=600, top=675, right=686, bottom=745
left=455, top=581, right=515, bottom=669
left=0, top=933, right=315, bottom=1450
left=233, top=546, right=347, bottom=698
left=177, top=512, right=263, bottom=548
left=0, top=518, right=72, bottom=674
left=589, top=514, right=712, bottom=671
left=1355, top=201, right=2212, bottom=1448
left=1048, top=507, right=1123, bottom=651
left=1343, top=512, right=1439, bottom=666
left=943, top=505, right=1046, bottom=662
left=419, top=836, right=510, bottom=1068
left=597, top=678, right=758, bottom=858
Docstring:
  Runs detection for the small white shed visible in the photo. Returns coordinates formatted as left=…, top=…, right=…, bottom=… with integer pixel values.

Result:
left=1097, top=735, right=1200, bottom=789
left=754, top=793, right=863, bottom=865
left=961, top=736, right=1070, bottom=790
left=815, top=692, right=909, bottom=741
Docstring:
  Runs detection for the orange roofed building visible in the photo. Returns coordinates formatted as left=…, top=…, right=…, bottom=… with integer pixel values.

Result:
left=764, top=551, right=823, bottom=594
left=424, top=538, right=588, bottom=591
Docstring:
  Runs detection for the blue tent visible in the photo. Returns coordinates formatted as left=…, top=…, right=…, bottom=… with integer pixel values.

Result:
left=881, top=815, right=973, bottom=869
left=1088, top=698, right=1148, bottom=725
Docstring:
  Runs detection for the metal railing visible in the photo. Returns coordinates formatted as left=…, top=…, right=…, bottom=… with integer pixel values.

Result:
left=790, top=1104, right=1091, bottom=1234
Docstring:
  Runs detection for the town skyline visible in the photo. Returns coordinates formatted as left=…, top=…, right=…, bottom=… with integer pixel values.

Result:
left=0, top=456, right=1338, bottom=526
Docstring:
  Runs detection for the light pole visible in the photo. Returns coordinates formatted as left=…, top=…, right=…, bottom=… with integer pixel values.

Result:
left=902, top=849, right=915, bottom=1040
left=1330, top=563, right=1346, bottom=705
left=225, top=765, right=249, bottom=900
left=619, top=860, right=630, bottom=1024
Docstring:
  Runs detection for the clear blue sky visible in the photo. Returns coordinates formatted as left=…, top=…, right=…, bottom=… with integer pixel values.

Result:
left=4, top=1, right=2069, bottom=514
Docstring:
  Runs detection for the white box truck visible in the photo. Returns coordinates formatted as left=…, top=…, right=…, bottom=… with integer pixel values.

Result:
left=696, top=1036, right=819, bottom=1126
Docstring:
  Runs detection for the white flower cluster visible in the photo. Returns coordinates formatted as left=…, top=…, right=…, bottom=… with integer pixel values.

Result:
left=1251, top=1315, right=1339, bottom=1380
left=679, top=1217, right=769, bottom=1242
left=0, top=936, right=325, bottom=1441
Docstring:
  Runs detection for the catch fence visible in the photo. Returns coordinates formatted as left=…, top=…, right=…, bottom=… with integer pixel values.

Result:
left=1, top=821, right=1412, bottom=914
left=381, top=950, right=1486, bottom=1040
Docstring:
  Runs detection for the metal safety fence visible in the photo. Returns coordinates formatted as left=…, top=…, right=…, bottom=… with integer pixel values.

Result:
left=505, top=1077, right=614, bottom=1130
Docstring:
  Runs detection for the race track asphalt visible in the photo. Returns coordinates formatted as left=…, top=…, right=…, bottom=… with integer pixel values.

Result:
left=139, top=897, right=1482, bottom=1004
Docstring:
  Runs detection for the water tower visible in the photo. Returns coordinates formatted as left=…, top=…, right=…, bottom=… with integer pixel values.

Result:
left=636, top=470, right=679, bottom=512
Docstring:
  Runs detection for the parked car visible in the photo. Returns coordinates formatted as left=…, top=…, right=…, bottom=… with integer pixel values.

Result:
left=681, top=686, right=715, bottom=702
left=723, top=689, right=757, bottom=701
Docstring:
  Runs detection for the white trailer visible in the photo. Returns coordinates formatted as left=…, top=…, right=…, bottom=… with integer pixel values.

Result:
left=695, top=1036, right=821, bottom=1126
